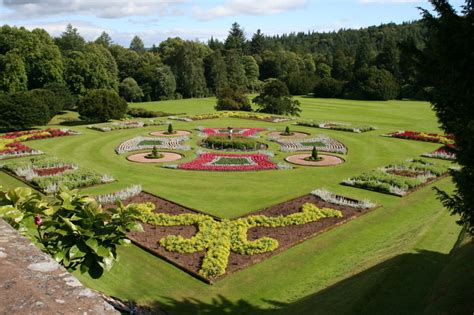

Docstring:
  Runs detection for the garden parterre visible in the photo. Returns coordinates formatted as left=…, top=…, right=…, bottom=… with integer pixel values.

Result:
left=422, top=145, right=457, bottom=161
left=170, top=111, right=293, bottom=123
left=87, top=119, right=165, bottom=132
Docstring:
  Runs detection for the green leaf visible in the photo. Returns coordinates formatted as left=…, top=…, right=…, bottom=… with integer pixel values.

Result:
left=96, top=246, right=111, bottom=258
left=54, top=251, right=65, bottom=263
left=85, top=238, right=99, bottom=253
left=68, top=245, right=85, bottom=259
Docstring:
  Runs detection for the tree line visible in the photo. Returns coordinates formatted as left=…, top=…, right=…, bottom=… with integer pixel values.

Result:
left=0, top=21, right=427, bottom=103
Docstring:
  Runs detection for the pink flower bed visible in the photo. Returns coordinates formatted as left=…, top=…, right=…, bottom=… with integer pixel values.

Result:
left=387, top=131, right=454, bottom=144
left=178, top=153, right=277, bottom=171
left=2, top=128, right=74, bottom=140
left=202, top=128, right=266, bottom=137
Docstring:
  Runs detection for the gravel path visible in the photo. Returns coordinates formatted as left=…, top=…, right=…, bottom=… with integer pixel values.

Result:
left=127, top=152, right=183, bottom=163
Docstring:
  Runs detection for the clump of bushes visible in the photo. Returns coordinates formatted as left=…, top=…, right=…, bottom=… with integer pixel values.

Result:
left=127, top=107, right=174, bottom=118
left=78, top=89, right=128, bottom=122
left=202, top=135, right=262, bottom=151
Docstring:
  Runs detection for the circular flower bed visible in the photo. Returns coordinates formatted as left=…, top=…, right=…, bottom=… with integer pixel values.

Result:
left=150, top=130, right=192, bottom=137
left=178, top=153, right=277, bottom=171
left=285, top=154, right=344, bottom=166
left=267, top=131, right=310, bottom=139
left=127, top=152, right=184, bottom=163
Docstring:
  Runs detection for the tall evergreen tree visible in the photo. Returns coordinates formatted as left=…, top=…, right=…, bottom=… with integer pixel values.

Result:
left=204, top=50, right=228, bottom=93
left=224, top=22, right=246, bottom=51
left=95, top=31, right=113, bottom=47
left=250, top=29, right=265, bottom=55
left=55, top=24, right=86, bottom=52
left=420, top=0, right=474, bottom=234
left=130, top=35, right=145, bottom=53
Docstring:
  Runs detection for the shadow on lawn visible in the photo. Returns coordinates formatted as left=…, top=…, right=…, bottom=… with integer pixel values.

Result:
left=152, top=246, right=474, bottom=315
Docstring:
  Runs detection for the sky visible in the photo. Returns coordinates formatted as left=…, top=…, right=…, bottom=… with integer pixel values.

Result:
left=0, top=0, right=466, bottom=46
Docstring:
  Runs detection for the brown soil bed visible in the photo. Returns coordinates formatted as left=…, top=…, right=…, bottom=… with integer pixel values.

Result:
left=126, top=152, right=183, bottom=163
left=116, top=191, right=374, bottom=283
left=150, top=130, right=191, bottom=137
left=285, top=154, right=345, bottom=166
left=267, top=131, right=310, bottom=139
left=385, top=169, right=425, bottom=177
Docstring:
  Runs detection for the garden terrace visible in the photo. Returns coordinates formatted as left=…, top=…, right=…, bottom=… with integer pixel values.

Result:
left=1, top=157, right=114, bottom=194
left=117, top=190, right=376, bottom=283
left=297, top=121, right=376, bottom=133
left=342, top=159, right=450, bottom=196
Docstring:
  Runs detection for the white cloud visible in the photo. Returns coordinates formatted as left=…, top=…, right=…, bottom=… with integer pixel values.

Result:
left=1, top=0, right=186, bottom=19
left=195, top=0, right=309, bottom=20
left=358, top=0, right=422, bottom=3
left=20, top=20, right=227, bottom=46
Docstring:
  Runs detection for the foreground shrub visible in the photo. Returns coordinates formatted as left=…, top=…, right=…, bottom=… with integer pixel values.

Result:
left=0, top=187, right=144, bottom=279
left=215, top=86, right=251, bottom=111
left=0, top=91, right=50, bottom=131
left=78, top=89, right=128, bottom=122
left=202, top=135, right=260, bottom=150
left=253, top=79, right=301, bottom=116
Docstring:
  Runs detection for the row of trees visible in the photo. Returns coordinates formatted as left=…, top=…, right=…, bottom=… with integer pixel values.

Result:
left=0, top=21, right=428, bottom=104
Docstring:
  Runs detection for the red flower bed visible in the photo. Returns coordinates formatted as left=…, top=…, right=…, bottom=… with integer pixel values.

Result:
left=178, top=153, right=277, bottom=171
left=34, top=165, right=74, bottom=177
left=388, top=131, right=454, bottom=144
left=2, top=128, right=74, bottom=141
left=0, top=142, right=34, bottom=154
left=202, top=128, right=266, bottom=137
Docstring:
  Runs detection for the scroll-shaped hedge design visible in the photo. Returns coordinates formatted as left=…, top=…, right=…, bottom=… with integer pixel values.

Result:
left=135, top=203, right=342, bottom=279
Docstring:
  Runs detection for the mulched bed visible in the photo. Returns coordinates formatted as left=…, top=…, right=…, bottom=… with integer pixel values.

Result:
left=117, top=191, right=375, bottom=283
left=385, top=169, right=425, bottom=177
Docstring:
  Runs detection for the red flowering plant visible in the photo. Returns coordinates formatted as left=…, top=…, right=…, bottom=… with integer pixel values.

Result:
left=387, top=131, right=455, bottom=145
left=201, top=128, right=266, bottom=137
left=178, top=152, right=277, bottom=171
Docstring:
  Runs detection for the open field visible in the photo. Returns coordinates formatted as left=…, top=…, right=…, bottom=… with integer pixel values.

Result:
left=0, top=97, right=465, bottom=314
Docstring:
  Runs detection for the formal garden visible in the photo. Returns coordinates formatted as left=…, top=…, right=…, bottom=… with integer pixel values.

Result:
left=0, top=95, right=464, bottom=314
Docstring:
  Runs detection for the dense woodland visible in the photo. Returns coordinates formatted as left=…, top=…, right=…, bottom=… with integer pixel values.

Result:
left=0, top=21, right=427, bottom=104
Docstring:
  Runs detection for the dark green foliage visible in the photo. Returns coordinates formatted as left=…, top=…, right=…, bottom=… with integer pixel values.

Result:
left=119, top=77, right=144, bottom=102
left=225, top=22, right=246, bottom=51
left=284, top=126, right=291, bottom=136
left=202, top=135, right=260, bottom=151
left=420, top=0, right=474, bottom=234
left=146, top=146, right=162, bottom=159
left=312, top=146, right=318, bottom=160
left=346, top=67, right=400, bottom=100
left=44, top=82, right=76, bottom=110
left=29, top=89, right=64, bottom=117
left=313, top=77, right=344, bottom=98
left=167, top=123, right=174, bottom=134
left=77, top=89, right=127, bottom=122
left=204, top=50, right=228, bottom=93
left=253, top=79, right=301, bottom=116
left=0, top=187, right=143, bottom=279
left=215, top=86, right=251, bottom=111
left=130, top=35, right=145, bottom=53
left=0, top=91, right=51, bottom=131
left=0, top=51, right=27, bottom=92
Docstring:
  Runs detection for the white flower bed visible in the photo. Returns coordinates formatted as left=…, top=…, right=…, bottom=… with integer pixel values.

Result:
left=311, top=188, right=375, bottom=208
left=88, top=120, right=164, bottom=132
left=422, top=151, right=456, bottom=160
left=277, top=136, right=347, bottom=154
left=96, top=185, right=142, bottom=204
left=0, top=150, right=43, bottom=160
left=169, top=116, right=193, bottom=122
left=115, top=136, right=191, bottom=154
left=277, top=162, right=293, bottom=170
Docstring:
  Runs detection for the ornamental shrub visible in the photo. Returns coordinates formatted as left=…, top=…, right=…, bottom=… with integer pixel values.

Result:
left=77, top=89, right=128, bottom=122
left=0, top=91, right=51, bottom=131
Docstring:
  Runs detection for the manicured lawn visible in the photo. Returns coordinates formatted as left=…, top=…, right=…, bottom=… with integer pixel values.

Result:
left=0, top=97, right=466, bottom=314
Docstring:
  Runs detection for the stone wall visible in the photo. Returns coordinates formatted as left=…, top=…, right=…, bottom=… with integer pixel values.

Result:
left=0, top=219, right=118, bottom=314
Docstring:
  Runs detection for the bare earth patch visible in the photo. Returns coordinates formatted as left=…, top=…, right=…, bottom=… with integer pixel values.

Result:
left=127, top=152, right=183, bottom=163
left=150, top=130, right=191, bottom=137
left=267, top=131, right=310, bottom=138
left=285, top=153, right=344, bottom=166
